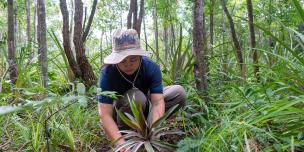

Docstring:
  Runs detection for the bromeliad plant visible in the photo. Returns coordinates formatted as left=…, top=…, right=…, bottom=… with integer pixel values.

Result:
left=114, top=97, right=183, bottom=152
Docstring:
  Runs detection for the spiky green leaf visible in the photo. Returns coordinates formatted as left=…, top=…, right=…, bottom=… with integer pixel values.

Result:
left=151, top=104, right=179, bottom=129
left=116, top=107, right=143, bottom=133
left=144, top=142, right=155, bottom=152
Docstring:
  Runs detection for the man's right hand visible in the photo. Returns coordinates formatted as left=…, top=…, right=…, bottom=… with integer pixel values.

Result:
left=120, top=148, right=130, bottom=152
left=98, top=104, right=128, bottom=152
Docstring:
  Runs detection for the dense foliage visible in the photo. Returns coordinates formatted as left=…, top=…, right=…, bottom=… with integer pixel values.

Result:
left=0, top=0, right=303, bottom=151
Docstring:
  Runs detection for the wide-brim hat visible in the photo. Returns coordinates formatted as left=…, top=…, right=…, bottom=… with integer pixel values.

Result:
left=104, top=29, right=151, bottom=64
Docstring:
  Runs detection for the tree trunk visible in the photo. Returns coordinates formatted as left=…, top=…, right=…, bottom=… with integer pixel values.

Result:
left=170, top=22, right=176, bottom=56
left=164, top=26, right=169, bottom=64
left=83, top=6, right=87, bottom=33
left=143, top=16, right=148, bottom=50
left=153, top=0, right=159, bottom=57
left=69, top=0, right=74, bottom=39
left=132, top=0, right=138, bottom=30
left=59, top=0, right=82, bottom=79
left=26, top=0, right=32, bottom=47
left=127, top=0, right=144, bottom=36
left=82, top=0, right=97, bottom=42
left=135, top=0, right=144, bottom=37
left=74, top=0, right=96, bottom=87
left=37, top=0, right=48, bottom=88
left=14, top=8, right=18, bottom=49
left=127, top=0, right=134, bottom=29
left=210, top=0, right=214, bottom=53
left=220, top=0, right=245, bottom=79
left=267, top=0, right=274, bottom=68
left=34, top=0, right=38, bottom=43
left=7, top=0, right=18, bottom=85
left=193, top=0, right=208, bottom=97
left=202, top=3, right=208, bottom=76
left=221, top=10, right=228, bottom=75
left=246, top=0, right=259, bottom=80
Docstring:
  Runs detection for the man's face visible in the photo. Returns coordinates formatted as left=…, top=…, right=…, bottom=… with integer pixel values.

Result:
left=117, top=55, right=141, bottom=75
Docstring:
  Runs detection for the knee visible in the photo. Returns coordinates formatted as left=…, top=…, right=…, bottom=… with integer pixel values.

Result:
left=172, top=85, right=187, bottom=106
left=173, top=85, right=186, bottom=97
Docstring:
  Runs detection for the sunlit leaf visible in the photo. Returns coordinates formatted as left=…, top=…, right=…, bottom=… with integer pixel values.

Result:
left=0, top=105, right=23, bottom=115
left=77, top=96, right=87, bottom=107
left=76, top=83, right=86, bottom=95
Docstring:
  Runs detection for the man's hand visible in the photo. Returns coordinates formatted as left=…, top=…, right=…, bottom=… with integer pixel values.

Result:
left=150, top=93, right=165, bottom=123
left=98, top=103, right=126, bottom=151
left=116, top=139, right=131, bottom=152
left=119, top=147, right=131, bottom=152
left=116, top=138, right=130, bottom=152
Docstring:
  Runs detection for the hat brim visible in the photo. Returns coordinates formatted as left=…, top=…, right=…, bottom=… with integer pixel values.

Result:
left=103, top=48, right=151, bottom=64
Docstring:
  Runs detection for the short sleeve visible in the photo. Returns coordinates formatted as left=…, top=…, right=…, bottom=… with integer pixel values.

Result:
left=149, top=64, right=163, bottom=94
left=97, top=70, right=114, bottom=104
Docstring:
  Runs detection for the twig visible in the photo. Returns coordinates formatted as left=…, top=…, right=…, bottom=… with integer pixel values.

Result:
left=0, top=140, right=11, bottom=149
left=16, top=141, right=29, bottom=152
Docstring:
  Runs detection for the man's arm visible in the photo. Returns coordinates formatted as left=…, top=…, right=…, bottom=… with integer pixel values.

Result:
left=150, top=93, right=165, bottom=123
left=98, top=103, right=125, bottom=146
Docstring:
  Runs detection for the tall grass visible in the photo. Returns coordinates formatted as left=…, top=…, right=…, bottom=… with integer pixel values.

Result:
left=0, top=83, right=106, bottom=151
left=177, top=0, right=304, bottom=151
left=178, top=79, right=304, bottom=151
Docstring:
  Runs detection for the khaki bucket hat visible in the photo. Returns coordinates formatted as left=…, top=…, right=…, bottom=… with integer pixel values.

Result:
left=104, top=29, right=151, bottom=64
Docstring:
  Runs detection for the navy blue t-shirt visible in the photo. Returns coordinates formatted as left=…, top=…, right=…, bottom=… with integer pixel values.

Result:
left=97, top=57, right=163, bottom=104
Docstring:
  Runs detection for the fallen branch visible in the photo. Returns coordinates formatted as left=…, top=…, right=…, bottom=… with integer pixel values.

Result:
left=0, top=139, right=11, bottom=149
left=16, top=141, right=30, bottom=152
